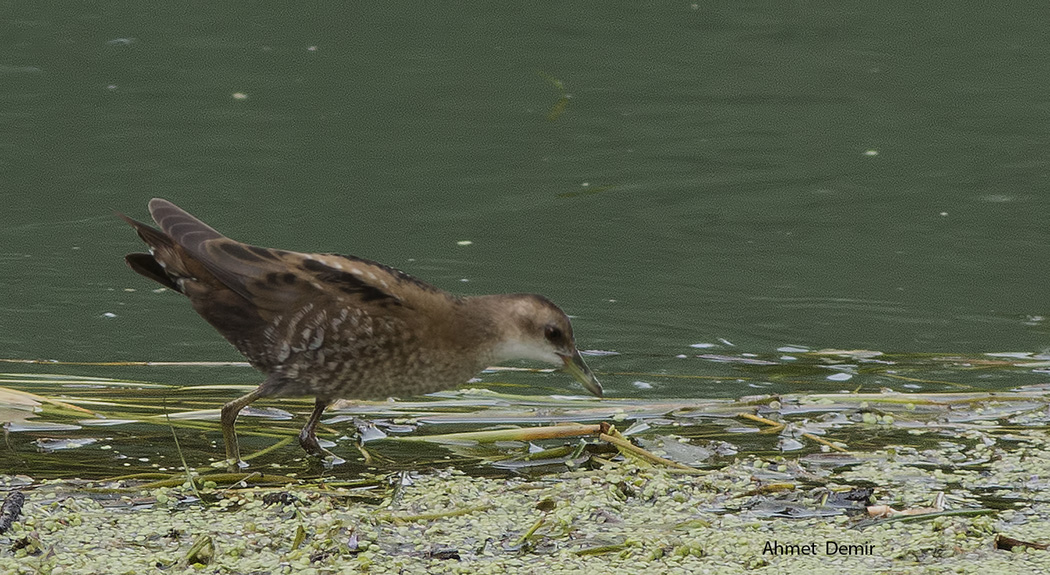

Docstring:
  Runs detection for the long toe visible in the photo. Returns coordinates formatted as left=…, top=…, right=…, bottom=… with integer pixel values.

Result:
left=226, top=458, right=249, bottom=472
left=298, top=429, right=325, bottom=456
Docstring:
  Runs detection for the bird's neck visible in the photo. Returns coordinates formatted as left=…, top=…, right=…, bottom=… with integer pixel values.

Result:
left=454, top=294, right=551, bottom=365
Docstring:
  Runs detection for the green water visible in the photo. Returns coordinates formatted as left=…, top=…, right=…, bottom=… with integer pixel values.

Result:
left=4, top=1, right=1050, bottom=408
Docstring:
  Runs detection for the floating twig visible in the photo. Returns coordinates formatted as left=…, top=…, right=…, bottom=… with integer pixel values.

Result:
left=136, top=473, right=298, bottom=490
left=743, top=483, right=796, bottom=497
left=800, top=432, right=848, bottom=452
left=0, top=359, right=251, bottom=367
left=291, top=523, right=307, bottom=551
left=242, top=436, right=295, bottom=462
left=378, top=503, right=494, bottom=524
left=185, top=535, right=215, bottom=566
left=574, top=543, right=629, bottom=556
left=598, top=425, right=696, bottom=471
left=0, top=491, right=25, bottom=534
left=401, top=423, right=601, bottom=444
left=164, top=396, right=200, bottom=501
left=995, top=534, right=1049, bottom=551
left=516, top=516, right=547, bottom=547
left=738, top=413, right=785, bottom=433
left=865, top=507, right=995, bottom=524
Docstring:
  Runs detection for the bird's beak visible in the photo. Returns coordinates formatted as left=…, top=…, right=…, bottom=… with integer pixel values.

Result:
left=561, top=349, right=603, bottom=398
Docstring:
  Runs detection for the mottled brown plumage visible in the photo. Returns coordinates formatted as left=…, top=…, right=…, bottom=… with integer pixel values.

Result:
left=120, top=198, right=602, bottom=466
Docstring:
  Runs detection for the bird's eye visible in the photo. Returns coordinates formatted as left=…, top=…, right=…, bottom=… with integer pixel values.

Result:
left=544, top=325, right=563, bottom=342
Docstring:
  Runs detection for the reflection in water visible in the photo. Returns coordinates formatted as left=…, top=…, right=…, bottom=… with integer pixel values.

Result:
left=3, top=3, right=1050, bottom=445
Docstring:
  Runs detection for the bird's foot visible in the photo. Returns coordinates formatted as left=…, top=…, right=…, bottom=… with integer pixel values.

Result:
left=299, top=429, right=346, bottom=467
left=224, top=457, right=249, bottom=473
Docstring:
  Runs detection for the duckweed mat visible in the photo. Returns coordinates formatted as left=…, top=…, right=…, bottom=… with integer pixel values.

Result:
left=4, top=352, right=1050, bottom=573
left=2, top=444, right=1050, bottom=575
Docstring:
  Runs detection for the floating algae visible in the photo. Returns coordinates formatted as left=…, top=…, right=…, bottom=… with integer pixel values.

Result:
left=3, top=357, right=1050, bottom=572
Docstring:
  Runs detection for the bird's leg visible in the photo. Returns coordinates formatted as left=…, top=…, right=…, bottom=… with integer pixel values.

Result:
left=299, top=399, right=344, bottom=466
left=298, top=398, right=329, bottom=455
left=221, top=387, right=267, bottom=471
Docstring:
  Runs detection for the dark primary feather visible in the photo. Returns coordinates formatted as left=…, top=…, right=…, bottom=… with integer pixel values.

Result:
left=124, top=253, right=178, bottom=291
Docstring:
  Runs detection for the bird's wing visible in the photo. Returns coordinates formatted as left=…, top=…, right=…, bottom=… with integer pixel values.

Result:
left=147, top=198, right=426, bottom=312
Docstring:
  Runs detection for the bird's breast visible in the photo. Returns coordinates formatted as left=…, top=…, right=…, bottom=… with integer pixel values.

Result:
left=251, top=302, right=490, bottom=400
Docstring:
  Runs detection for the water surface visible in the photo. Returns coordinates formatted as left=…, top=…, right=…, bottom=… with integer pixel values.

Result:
left=3, top=2, right=1050, bottom=405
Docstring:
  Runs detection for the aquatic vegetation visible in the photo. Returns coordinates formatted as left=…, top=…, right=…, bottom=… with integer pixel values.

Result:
left=3, top=352, right=1050, bottom=572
